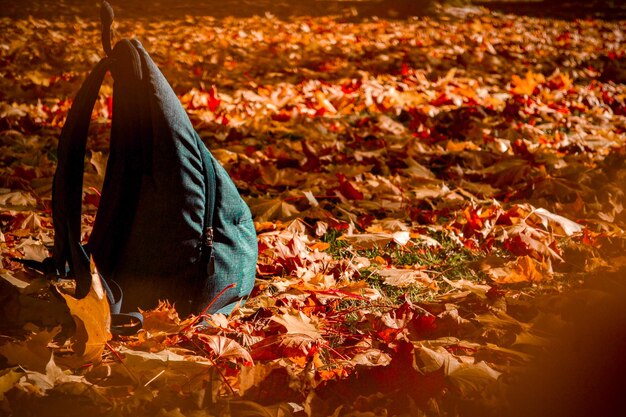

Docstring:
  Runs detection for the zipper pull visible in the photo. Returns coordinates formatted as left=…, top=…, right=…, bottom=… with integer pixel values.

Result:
left=204, top=226, right=214, bottom=247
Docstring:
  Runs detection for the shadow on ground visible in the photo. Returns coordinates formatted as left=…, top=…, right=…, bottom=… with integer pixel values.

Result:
left=2, top=0, right=435, bottom=20
left=2, top=0, right=625, bottom=21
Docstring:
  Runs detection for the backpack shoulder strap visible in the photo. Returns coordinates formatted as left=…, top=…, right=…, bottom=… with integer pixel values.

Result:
left=49, top=1, right=144, bottom=335
left=52, top=57, right=111, bottom=298
left=53, top=1, right=118, bottom=295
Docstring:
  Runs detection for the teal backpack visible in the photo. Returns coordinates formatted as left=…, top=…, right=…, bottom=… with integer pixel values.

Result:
left=47, top=2, right=257, bottom=331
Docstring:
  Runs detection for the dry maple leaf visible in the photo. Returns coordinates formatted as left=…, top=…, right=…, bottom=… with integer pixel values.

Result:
left=140, top=301, right=194, bottom=335
left=483, top=255, right=552, bottom=284
left=247, top=197, right=299, bottom=222
left=511, top=71, right=546, bottom=96
left=271, top=310, right=322, bottom=340
left=197, top=334, right=253, bottom=364
left=55, top=261, right=111, bottom=364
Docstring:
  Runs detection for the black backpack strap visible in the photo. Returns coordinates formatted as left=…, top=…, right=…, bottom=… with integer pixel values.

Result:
left=52, top=57, right=111, bottom=298
left=49, top=1, right=143, bottom=335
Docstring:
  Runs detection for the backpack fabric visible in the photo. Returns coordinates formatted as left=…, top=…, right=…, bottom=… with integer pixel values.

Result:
left=51, top=6, right=257, bottom=322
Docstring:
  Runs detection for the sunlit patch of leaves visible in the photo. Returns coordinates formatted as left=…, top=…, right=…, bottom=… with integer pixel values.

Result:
left=1, top=3, right=626, bottom=416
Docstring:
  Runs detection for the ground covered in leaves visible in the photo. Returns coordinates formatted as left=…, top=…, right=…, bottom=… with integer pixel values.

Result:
left=1, top=3, right=626, bottom=417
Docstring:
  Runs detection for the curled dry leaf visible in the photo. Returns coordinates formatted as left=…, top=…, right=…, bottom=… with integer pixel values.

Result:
left=197, top=334, right=253, bottom=364
left=375, top=268, right=437, bottom=290
left=416, top=345, right=501, bottom=395
left=351, top=349, right=392, bottom=367
left=0, top=190, right=37, bottom=208
left=17, top=355, right=88, bottom=395
left=340, top=231, right=410, bottom=250
left=532, top=208, right=583, bottom=236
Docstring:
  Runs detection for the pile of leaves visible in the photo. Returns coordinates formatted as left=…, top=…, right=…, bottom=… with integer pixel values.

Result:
left=1, top=4, right=625, bottom=417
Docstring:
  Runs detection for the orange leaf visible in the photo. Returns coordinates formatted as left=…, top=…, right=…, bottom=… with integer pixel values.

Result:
left=488, top=255, right=551, bottom=284
left=511, top=71, right=545, bottom=95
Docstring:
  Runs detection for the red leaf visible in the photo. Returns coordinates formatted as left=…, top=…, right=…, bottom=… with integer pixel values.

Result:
left=337, top=173, right=364, bottom=200
left=208, top=86, right=221, bottom=112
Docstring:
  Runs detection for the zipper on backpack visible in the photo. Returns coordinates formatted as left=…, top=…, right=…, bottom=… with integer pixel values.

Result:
left=203, top=226, right=215, bottom=277
left=204, top=226, right=214, bottom=247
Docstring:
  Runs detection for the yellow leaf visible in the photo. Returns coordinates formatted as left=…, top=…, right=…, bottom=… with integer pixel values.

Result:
left=309, top=241, right=331, bottom=252
left=56, top=265, right=111, bottom=364
left=0, top=368, right=22, bottom=400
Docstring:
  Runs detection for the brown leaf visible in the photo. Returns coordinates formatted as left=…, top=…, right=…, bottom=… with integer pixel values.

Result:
left=0, top=327, right=59, bottom=373
left=0, top=190, right=37, bottom=207
left=141, top=301, right=193, bottom=335
left=247, top=197, right=299, bottom=222
left=447, top=360, right=502, bottom=396
left=17, top=355, right=88, bottom=395
left=89, top=150, right=108, bottom=181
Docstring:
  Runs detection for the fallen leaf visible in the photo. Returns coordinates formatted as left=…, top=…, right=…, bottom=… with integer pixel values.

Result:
left=141, top=301, right=193, bottom=335
left=197, top=334, right=253, bottom=364
left=0, top=190, right=37, bottom=207
left=247, top=197, right=300, bottom=222
left=0, top=327, right=59, bottom=373
left=375, top=268, right=437, bottom=289
left=55, top=262, right=111, bottom=364
left=487, top=255, right=551, bottom=284
left=511, top=71, right=545, bottom=95
left=0, top=368, right=23, bottom=400
left=271, top=310, right=322, bottom=340
left=532, top=208, right=583, bottom=236
left=17, top=355, right=88, bottom=395
left=448, top=360, right=502, bottom=395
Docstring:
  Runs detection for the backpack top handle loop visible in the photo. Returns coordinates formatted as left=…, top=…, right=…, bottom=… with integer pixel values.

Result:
left=101, top=1, right=114, bottom=56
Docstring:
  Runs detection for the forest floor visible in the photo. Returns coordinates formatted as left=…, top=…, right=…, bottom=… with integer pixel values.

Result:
left=1, top=1, right=625, bottom=416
